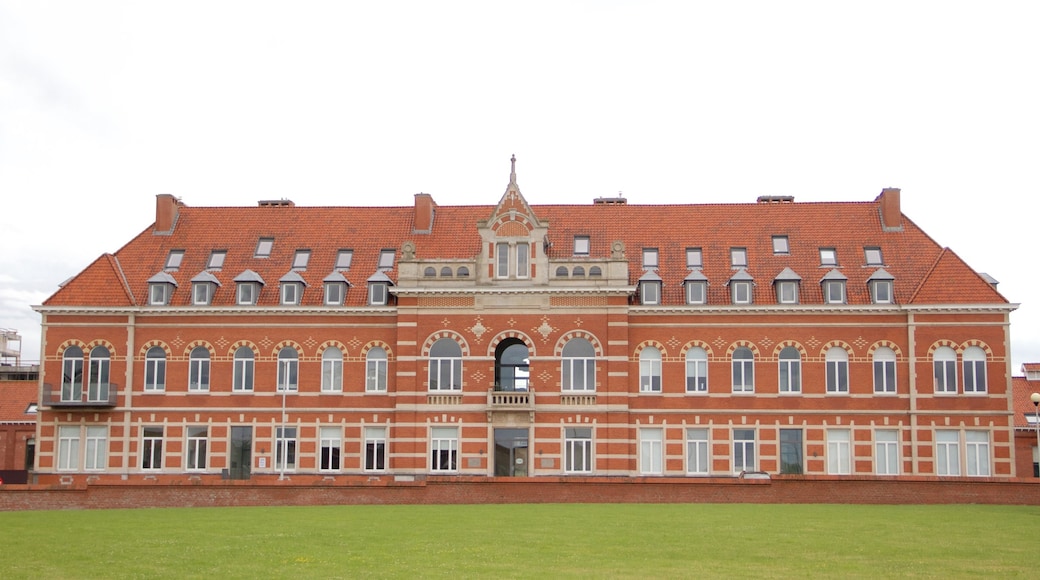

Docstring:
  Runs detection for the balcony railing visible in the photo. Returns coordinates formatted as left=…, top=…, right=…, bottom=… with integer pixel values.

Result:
left=42, top=383, right=118, bottom=408
left=488, top=388, right=534, bottom=408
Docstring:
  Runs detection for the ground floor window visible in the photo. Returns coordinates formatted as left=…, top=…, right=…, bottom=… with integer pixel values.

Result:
left=639, top=428, right=664, bottom=474
left=965, top=431, right=990, bottom=476
left=779, top=428, right=803, bottom=474
left=186, top=426, right=208, bottom=471
left=935, top=430, right=960, bottom=476
left=57, top=426, right=80, bottom=471
left=430, top=427, right=457, bottom=473
left=141, top=426, right=163, bottom=470
left=565, top=428, right=592, bottom=473
left=56, top=425, right=107, bottom=472
left=826, top=429, right=851, bottom=475
left=732, top=429, right=756, bottom=473
left=320, top=427, right=341, bottom=471
left=686, top=428, right=709, bottom=475
left=275, top=427, right=297, bottom=472
left=875, top=429, right=899, bottom=475
left=365, top=426, right=387, bottom=472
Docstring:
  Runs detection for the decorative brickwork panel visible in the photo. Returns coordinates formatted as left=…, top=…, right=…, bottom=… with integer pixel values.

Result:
left=419, top=296, right=476, bottom=308
left=550, top=296, right=608, bottom=307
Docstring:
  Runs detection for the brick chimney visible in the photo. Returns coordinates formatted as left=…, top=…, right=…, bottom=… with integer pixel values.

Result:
left=413, top=193, right=436, bottom=234
left=877, top=187, right=902, bottom=231
left=154, top=193, right=181, bottom=234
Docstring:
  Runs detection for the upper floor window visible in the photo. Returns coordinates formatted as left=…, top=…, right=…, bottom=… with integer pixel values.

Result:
left=819, top=248, right=837, bottom=266
left=429, top=338, right=463, bottom=391
left=321, top=347, right=343, bottom=392
left=864, top=247, right=883, bottom=265
left=277, top=347, right=299, bottom=392
left=148, top=273, right=177, bottom=306
left=686, top=248, right=703, bottom=269
left=562, top=338, right=596, bottom=392
left=778, top=346, right=801, bottom=394
left=871, top=278, right=893, bottom=304
left=62, top=346, right=84, bottom=402
left=378, top=249, right=395, bottom=270
left=962, top=346, right=987, bottom=393
left=825, top=347, right=849, bottom=394
left=639, top=271, right=662, bottom=305
left=292, top=250, right=311, bottom=270
left=144, top=346, right=166, bottom=392
left=732, top=347, right=754, bottom=393
left=164, top=250, right=185, bottom=271
left=88, top=346, right=111, bottom=403
left=933, top=346, right=957, bottom=394
left=324, top=278, right=347, bottom=306
left=639, top=347, right=662, bottom=393
left=366, top=347, right=388, bottom=392
left=873, top=346, right=896, bottom=394
left=281, top=282, right=303, bottom=305
left=255, top=237, right=274, bottom=258
left=776, top=281, right=799, bottom=304
left=192, top=273, right=218, bottom=306
left=189, top=346, right=210, bottom=392
left=821, top=271, right=847, bottom=304
left=496, top=339, right=530, bottom=391
left=516, top=243, right=530, bottom=278
left=233, top=346, right=254, bottom=392
left=207, top=250, right=226, bottom=270
left=685, top=347, right=708, bottom=393
left=642, top=248, right=659, bottom=269
left=335, top=249, right=354, bottom=270
left=772, top=236, right=789, bottom=255
left=685, top=280, right=707, bottom=305
left=237, top=282, right=260, bottom=305
left=730, top=247, right=748, bottom=268
left=367, top=272, right=392, bottom=306
left=574, top=236, right=590, bottom=256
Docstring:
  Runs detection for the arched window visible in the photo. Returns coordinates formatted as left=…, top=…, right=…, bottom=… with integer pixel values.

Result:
left=778, top=347, right=801, bottom=394
left=562, top=338, right=596, bottom=392
left=233, top=346, right=254, bottom=392
left=145, top=346, right=166, bottom=392
left=189, top=346, right=210, bottom=392
left=277, top=347, right=299, bottom=392
left=424, top=267, right=436, bottom=277
left=429, top=338, right=462, bottom=391
left=496, top=339, right=530, bottom=391
left=685, top=347, right=708, bottom=393
left=873, top=346, right=896, bottom=394
left=366, top=347, right=387, bottom=392
left=639, top=347, right=662, bottom=393
left=573, top=266, right=585, bottom=277
left=825, top=347, right=849, bottom=394
left=933, top=346, right=957, bottom=394
left=88, top=346, right=110, bottom=402
left=62, top=346, right=84, bottom=402
left=321, top=347, right=343, bottom=392
left=589, top=266, right=602, bottom=278
left=963, top=346, right=987, bottom=393
left=732, top=347, right=754, bottom=393
left=440, top=267, right=453, bottom=277
left=456, top=266, right=469, bottom=277
left=555, top=266, right=569, bottom=278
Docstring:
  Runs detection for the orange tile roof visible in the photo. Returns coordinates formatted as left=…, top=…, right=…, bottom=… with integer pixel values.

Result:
left=43, top=190, right=1008, bottom=309
left=0, top=380, right=37, bottom=424
left=1012, top=376, right=1040, bottom=428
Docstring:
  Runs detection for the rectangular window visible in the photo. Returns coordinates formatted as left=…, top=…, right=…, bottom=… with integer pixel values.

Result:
left=777, top=281, right=798, bottom=304
left=826, top=429, right=851, bottom=475
left=292, top=249, right=311, bottom=270
left=378, top=249, right=395, bottom=270
left=57, top=426, right=80, bottom=471
left=875, top=429, right=899, bottom=475
left=562, top=356, right=595, bottom=392
left=207, top=250, right=227, bottom=270
left=255, top=237, right=274, bottom=258
left=275, top=427, right=297, bottom=472
left=639, top=428, right=664, bottom=475
left=772, top=236, right=789, bottom=255
left=496, top=243, right=509, bottom=278
left=872, top=280, right=893, bottom=304
left=368, top=283, right=388, bottom=306
left=642, top=248, right=659, bottom=269
left=965, top=431, right=990, bottom=476
left=189, top=355, right=210, bottom=392
left=325, top=283, right=345, bottom=306
left=430, top=427, right=458, bottom=473
left=365, top=426, right=387, bottom=472
left=935, top=430, right=960, bottom=476
left=934, top=357, right=957, bottom=394
left=281, top=283, right=300, bottom=305
left=686, top=248, right=703, bottom=269
left=819, top=248, right=837, bottom=266
left=322, top=355, right=343, bottom=392
left=732, top=281, right=752, bottom=304
left=516, top=243, right=530, bottom=278
left=164, top=249, right=184, bottom=271
left=84, top=426, right=107, bottom=471
left=335, top=249, right=354, bottom=270
left=826, top=358, right=849, bottom=394
left=864, top=247, right=883, bottom=265
left=640, top=281, right=660, bottom=305
left=149, top=284, right=169, bottom=306
left=964, top=358, right=987, bottom=394
left=186, top=427, right=208, bottom=470
left=873, top=358, right=896, bottom=394
left=193, top=283, right=212, bottom=305
left=318, top=428, right=343, bottom=473
left=730, top=247, right=747, bottom=268
left=565, top=427, right=593, bottom=473
left=574, top=236, right=590, bottom=256
left=145, top=354, right=166, bottom=392
left=685, top=281, right=706, bottom=305
left=686, top=428, right=709, bottom=475
left=237, top=283, right=257, bottom=305
left=733, top=429, right=756, bottom=473
left=823, top=281, right=845, bottom=304
left=142, top=427, right=163, bottom=470
left=779, top=429, right=803, bottom=474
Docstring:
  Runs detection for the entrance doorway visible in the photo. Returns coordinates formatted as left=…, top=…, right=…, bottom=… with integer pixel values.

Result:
left=228, top=426, right=252, bottom=480
left=494, top=428, right=529, bottom=476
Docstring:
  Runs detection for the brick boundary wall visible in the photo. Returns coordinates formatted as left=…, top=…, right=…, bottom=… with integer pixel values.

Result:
left=2, top=475, right=1039, bottom=511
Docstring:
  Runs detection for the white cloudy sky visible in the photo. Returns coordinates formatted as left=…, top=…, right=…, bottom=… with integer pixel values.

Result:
left=1, top=1, right=1038, bottom=368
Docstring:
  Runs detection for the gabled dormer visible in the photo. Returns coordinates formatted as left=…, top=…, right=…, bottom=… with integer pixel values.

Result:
left=476, top=155, right=549, bottom=285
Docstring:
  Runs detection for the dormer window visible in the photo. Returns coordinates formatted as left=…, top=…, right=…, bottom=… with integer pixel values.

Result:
left=255, top=237, right=274, bottom=258
left=164, top=250, right=184, bottom=271
left=233, top=270, right=265, bottom=305
left=819, top=248, right=837, bottom=266
left=684, top=270, right=708, bottom=305
left=377, top=249, right=395, bottom=271
left=772, top=236, right=789, bottom=255
left=638, top=270, right=662, bottom=305
left=868, top=268, right=895, bottom=304
left=495, top=242, right=530, bottom=279
left=292, top=250, right=311, bottom=270
left=147, top=272, right=177, bottom=305
left=821, top=269, right=847, bottom=304
left=642, top=248, right=659, bottom=269
left=730, top=247, right=748, bottom=268
left=279, top=271, right=307, bottom=305
left=323, top=271, right=350, bottom=306
left=367, top=271, right=394, bottom=306
left=773, top=268, right=801, bottom=304
left=574, top=236, right=590, bottom=256
left=190, top=271, right=221, bottom=306
left=728, top=269, right=754, bottom=304
left=207, top=250, right=227, bottom=270
left=335, top=249, right=354, bottom=270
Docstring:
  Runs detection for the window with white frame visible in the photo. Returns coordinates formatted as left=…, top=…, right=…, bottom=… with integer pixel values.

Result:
left=277, top=347, right=299, bottom=392
left=188, top=346, right=210, bottom=392
left=149, top=282, right=173, bottom=305
left=639, top=347, right=662, bottom=393
left=254, top=237, right=274, bottom=258
left=825, top=347, right=849, bottom=394
left=731, top=281, right=753, bottom=304
left=57, top=426, right=80, bottom=471
left=280, top=282, right=303, bottom=305
left=83, top=426, right=107, bottom=471
left=141, top=426, right=163, bottom=470
left=144, top=346, right=166, bottom=392
left=685, top=280, right=707, bottom=304
left=732, top=429, right=756, bottom=473
left=365, top=426, right=387, bottom=471
left=686, top=428, right=709, bottom=475
left=573, top=236, right=590, bottom=256
left=324, top=281, right=347, bottom=305
left=193, top=281, right=215, bottom=305
left=88, top=346, right=111, bottom=403
left=685, top=347, right=708, bottom=393
left=933, top=346, right=957, bottom=394
left=62, top=346, right=84, bottom=402
left=321, top=347, right=343, bottom=392
left=732, top=347, right=755, bottom=393
left=777, top=281, right=799, bottom=304
left=366, top=347, right=388, bottom=392
left=565, top=427, right=593, bottom=473
left=875, top=429, right=899, bottom=475
left=516, top=243, right=530, bottom=278
left=823, top=280, right=846, bottom=304
left=772, top=236, right=790, bottom=255
left=778, top=346, right=801, bottom=394
left=562, top=338, right=596, bottom=392
left=207, top=250, right=226, bottom=270
left=495, top=242, right=510, bottom=278
left=377, top=249, right=395, bottom=270
left=166, top=250, right=185, bottom=270
left=430, top=427, right=458, bottom=472
left=640, top=279, right=661, bottom=305
left=368, top=281, right=389, bottom=305
left=965, top=431, right=990, bottom=476
left=319, top=426, right=341, bottom=471
left=819, top=248, right=837, bottom=266
left=873, top=346, right=897, bottom=394
left=292, top=249, right=310, bottom=270
left=826, top=429, right=851, bottom=475
left=186, top=426, right=208, bottom=470
left=275, top=427, right=297, bottom=472
left=730, top=247, right=747, bottom=268
left=864, top=247, right=883, bottom=265
left=335, top=249, right=353, bottom=270
left=237, top=282, right=260, bottom=305
left=642, top=248, right=659, bottom=269
left=639, top=428, right=664, bottom=474
left=935, top=430, right=960, bottom=475
left=429, top=338, right=462, bottom=391
left=233, top=346, right=254, bottom=392
left=686, top=247, right=702, bottom=269
left=871, top=279, right=893, bottom=304
left=962, top=346, right=987, bottom=393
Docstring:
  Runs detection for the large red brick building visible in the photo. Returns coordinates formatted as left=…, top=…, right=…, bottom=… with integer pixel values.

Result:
left=32, top=158, right=1020, bottom=484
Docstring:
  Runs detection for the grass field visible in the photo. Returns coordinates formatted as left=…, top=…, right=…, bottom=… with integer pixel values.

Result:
left=0, top=503, right=1036, bottom=578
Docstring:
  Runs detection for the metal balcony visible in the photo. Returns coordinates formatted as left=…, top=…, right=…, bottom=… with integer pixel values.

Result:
left=42, top=383, right=118, bottom=408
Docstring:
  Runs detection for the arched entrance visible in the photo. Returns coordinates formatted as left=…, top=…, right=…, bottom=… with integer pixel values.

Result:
left=495, top=338, right=529, bottom=391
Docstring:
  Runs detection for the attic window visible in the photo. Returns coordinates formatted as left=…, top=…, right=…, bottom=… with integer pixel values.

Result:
left=25, top=402, right=38, bottom=414
left=293, top=250, right=311, bottom=270
left=772, top=236, right=789, bottom=255
left=255, top=237, right=274, bottom=258
left=820, top=248, right=837, bottom=266
left=336, top=249, right=354, bottom=270
left=207, top=250, right=227, bottom=270
left=574, top=236, right=590, bottom=256
left=165, top=250, right=184, bottom=271
left=865, top=247, right=883, bottom=266
left=642, top=248, right=659, bottom=269
left=731, top=248, right=748, bottom=268
left=378, top=249, right=395, bottom=270
left=686, top=248, right=702, bottom=269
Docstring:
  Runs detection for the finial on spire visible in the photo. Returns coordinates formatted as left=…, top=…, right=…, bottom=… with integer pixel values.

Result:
left=509, top=154, right=517, bottom=185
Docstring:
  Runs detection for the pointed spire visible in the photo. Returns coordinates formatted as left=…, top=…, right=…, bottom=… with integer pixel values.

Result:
left=509, top=154, right=517, bottom=186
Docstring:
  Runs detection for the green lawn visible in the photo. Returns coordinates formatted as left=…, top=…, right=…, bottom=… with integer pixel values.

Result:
left=0, top=503, right=1035, bottom=578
